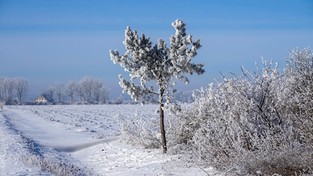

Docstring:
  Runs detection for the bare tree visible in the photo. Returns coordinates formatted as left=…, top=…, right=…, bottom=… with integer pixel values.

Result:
left=76, top=76, right=108, bottom=104
left=66, top=81, right=77, bottom=104
left=54, top=83, right=64, bottom=104
left=0, top=77, right=4, bottom=102
left=15, top=78, right=29, bottom=104
left=91, top=79, right=103, bottom=103
left=109, top=19, right=205, bottom=153
left=99, top=87, right=109, bottom=104
left=77, top=77, right=93, bottom=103
left=1, top=78, right=16, bottom=105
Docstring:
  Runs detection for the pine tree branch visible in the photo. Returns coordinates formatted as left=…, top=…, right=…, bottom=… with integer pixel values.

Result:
left=148, top=90, right=159, bottom=96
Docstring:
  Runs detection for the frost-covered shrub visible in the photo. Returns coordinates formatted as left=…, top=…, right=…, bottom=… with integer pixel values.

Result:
left=173, top=50, right=313, bottom=175
left=116, top=111, right=161, bottom=149
left=115, top=105, right=185, bottom=150
left=279, top=48, right=313, bottom=144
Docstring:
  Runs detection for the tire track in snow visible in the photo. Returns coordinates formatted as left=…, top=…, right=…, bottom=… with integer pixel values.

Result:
left=0, top=111, right=48, bottom=175
left=55, top=137, right=119, bottom=152
left=2, top=110, right=96, bottom=176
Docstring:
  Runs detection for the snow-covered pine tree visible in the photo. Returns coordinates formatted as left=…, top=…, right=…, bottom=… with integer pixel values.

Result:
left=109, top=19, right=205, bottom=153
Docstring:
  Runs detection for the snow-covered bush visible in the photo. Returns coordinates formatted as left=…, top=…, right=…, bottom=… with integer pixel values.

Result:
left=116, top=111, right=161, bottom=149
left=279, top=48, right=313, bottom=145
left=115, top=105, right=184, bottom=150
left=173, top=49, right=313, bottom=175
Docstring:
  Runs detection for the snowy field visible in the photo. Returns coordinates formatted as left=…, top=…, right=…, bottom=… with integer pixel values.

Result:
left=0, top=105, right=214, bottom=176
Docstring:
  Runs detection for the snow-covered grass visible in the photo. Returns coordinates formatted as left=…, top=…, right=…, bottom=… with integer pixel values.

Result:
left=0, top=104, right=214, bottom=175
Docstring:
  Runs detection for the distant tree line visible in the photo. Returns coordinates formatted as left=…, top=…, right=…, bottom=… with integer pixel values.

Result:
left=0, top=76, right=193, bottom=105
left=42, top=76, right=109, bottom=105
left=0, top=77, right=29, bottom=105
left=0, top=76, right=109, bottom=105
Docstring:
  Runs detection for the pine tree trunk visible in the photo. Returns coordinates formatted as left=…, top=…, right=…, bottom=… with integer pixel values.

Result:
left=159, top=87, right=167, bottom=153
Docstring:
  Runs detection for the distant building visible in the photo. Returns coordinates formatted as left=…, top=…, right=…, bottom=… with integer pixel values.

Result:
left=35, top=95, right=53, bottom=104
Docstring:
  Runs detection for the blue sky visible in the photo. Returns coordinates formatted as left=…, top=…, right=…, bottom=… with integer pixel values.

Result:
left=0, top=0, right=313, bottom=98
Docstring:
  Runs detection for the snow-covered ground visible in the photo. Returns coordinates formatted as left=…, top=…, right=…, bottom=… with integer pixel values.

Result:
left=0, top=105, right=215, bottom=175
